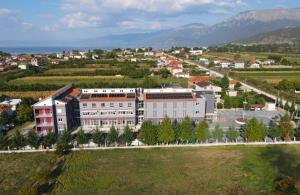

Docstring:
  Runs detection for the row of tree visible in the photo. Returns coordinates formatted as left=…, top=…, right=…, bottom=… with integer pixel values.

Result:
left=0, top=114, right=297, bottom=155
left=139, top=114, right=296, bottom=145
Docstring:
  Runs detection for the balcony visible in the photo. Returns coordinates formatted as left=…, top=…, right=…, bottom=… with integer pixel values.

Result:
left=35, top=112, right=53, bottom=117
left=36, top=122, right=54, bottom=127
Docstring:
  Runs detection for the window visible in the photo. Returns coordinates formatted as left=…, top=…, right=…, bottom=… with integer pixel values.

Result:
left=196, top=102, right=200, bottom=106
left=153, top=103, right=157, bottom=109
left=173, top=102, right=177, bottom=108
left=153, top=111, right=157, bottom=117
left=173, top=111, right=177, bottom=117
left=196, top=111, right=199, bottom=114
left=119, top=103, right=123, bottom=107
left=128, top=103, right=132, bottom=107
left=83, top=103, right=87, bottom=108
left=92, top=103, right=96, bottom=108
left=163, top=103, right=167, bottom=108
left=58, top=118, right=63, bottom=122
left=110, top=103, right=114, bottom=107
left=183, top=102, right=187, bottom=108
left=101, top=103, right=105, bottom=108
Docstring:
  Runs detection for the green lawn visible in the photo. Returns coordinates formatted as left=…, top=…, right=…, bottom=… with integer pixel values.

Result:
left=1, top=145, right=300, bottom=194
left=232, top=71, right=300, bottom=83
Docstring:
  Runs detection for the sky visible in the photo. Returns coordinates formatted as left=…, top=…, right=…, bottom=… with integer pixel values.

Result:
left=0, top=0, right=299, bottom=44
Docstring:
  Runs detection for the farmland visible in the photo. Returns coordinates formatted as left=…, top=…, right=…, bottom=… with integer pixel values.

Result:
left=1, top=145, right=300, bottom=194
left=230, top=71, right=300, bottom=83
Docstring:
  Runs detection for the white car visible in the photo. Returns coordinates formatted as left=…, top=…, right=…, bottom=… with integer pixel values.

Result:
left=131, top=139, right=144, bottom=146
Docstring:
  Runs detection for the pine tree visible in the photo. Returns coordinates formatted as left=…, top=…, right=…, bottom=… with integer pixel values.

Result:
left=195, top=120, right=210, bottom=143
left=27, top=130, right=39, bottom=149
left=92, top=127, right=105, bottom=146
left=179, top=117, right=193, bottom=143
left=139, top=121, right=157, bottom=145
left=76, top=128, right=88, bottom=147
left=123, top=125, right=134, bottom=145
left=107, top=126, right=118, bottom=146
left=244, top=118, right=266, bottom=142
left=158, top=116, right=175, bottom=144
left=279, top=113, right=293, bottom=141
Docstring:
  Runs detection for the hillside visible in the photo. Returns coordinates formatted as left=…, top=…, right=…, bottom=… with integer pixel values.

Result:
left=236, top=26, right=300, bottom=45
left=80, top=8, right=300, bottom=48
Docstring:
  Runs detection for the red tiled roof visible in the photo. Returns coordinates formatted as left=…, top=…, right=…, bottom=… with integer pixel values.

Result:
left=188, top=76, right=209, bottom=83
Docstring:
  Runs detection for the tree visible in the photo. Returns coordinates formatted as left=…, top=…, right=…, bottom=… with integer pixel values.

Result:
left=139, top=121, right=157, bottom=145
left=220, top=76, right=229, bottom=90
left=284, top=102, right=290, bottom=111
left=226, top=125, right=239, bottom=142
left=123, top=125, right=134, bottom=145
left=213, top=125, right=224, bottom=142
left=234, top=82, right=242, bottom=90
left=76, top=128, right=88, bottom=147
left=15, top=102, right=33, bottom=124
left=0, top=132, right=7, bottom=150
left=158, top=116, right=175, bottom=144
left=11, top=130, right=26, bottom=149
left=159, top=68, right=171, bottom=78
left=243, top=118, right=266, bottom=142
left=56, top=130, right=72, bottom=155
left=92, top=127, right=105, bottom=146
left=107, top=126, right=118, bottom=146
left=0, top=111, right=10, bottom=125
left=179, top=117, right=193, bottom=143
left=195, top=120, right=210, bottom=143
left=43, top=132, right=56, bottom=148
left=142, top=76, right=159, bottom=88
left=27, top=130, right=39, bottom=149
left=267, top=120, right=281, bottom=141
left=224, top=96, right=233, bottom=109
left=279, top=113, right=293, bottom=141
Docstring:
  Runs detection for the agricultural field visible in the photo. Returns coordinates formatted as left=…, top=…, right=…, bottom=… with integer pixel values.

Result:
left=203, top=51, right=300, bottom=65
left=231, top=71, right=300, bottom=84
left=0, top=91, right=53, bottom=99
left=1, top=145, right=299, bottom=194
left=7, top=75, right=187, bottom=87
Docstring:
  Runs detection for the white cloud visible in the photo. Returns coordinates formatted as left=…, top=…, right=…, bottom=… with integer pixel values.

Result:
left=60, top=12, right=101, bottom=28
left=0, top=8, right=11, bottom=16
left=119, top=19, right=162, bottom=30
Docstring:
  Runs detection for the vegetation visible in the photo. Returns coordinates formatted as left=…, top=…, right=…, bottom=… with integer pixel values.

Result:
left=1, top=145, right=300, bottom=194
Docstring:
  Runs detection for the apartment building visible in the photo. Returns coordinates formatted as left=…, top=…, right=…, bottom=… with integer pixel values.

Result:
left=33, top=85, right=81, bottom=136
left=33, top=86, right=215, bottom=134
left=78, top=88, right=137, bottom=132
left=143, top=88, right=207, bottom=124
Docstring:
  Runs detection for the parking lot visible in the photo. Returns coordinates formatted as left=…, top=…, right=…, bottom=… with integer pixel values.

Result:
left=211, top=110, right=283, bottom=130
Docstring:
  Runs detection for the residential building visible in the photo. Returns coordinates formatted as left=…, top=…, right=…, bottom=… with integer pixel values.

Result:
left=233, top=62, right=245, bottom=69
left=79, top=88, right=137, bottom=132
left=33, top=85, right=81, bottom=136
left=143, top=88, right=207, bottom=124
left=189, top=50, right=203, bottom=56
left=188, top=76, right=209, bottom=86
left=33, top=86, right=216, bottom=134
left=0, top=99, right=21, bottom=112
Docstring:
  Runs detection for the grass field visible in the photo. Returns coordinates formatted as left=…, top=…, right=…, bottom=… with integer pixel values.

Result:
left=0, top=153, right=57, bottom=194
left=1, top=145, right=299, bottom=194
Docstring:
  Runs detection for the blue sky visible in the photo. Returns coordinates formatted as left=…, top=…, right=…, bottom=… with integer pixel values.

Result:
left=0, top=0, right=299, bottom=43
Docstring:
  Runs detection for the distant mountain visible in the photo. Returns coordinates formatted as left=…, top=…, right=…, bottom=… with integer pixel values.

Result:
left=235, top=26, right=300, bottom=45
left=80, top=8, right=300, bottom=48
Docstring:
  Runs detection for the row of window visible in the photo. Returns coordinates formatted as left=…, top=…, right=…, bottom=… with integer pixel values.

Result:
left=82, top=102, right=134, bottom=108
left=82, top=110, right=134, bottom=116
left=81, top=119, right=135, bottom=126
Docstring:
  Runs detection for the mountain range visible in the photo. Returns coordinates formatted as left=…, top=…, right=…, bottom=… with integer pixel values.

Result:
left=236, top=26, right=300, bottom=45
left=1, top=8, right=300, bottom=49
left=80, top=8, right=300, bottom=48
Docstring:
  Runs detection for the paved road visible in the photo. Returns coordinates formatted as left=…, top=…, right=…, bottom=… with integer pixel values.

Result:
left=185, top=59, right=279, bottom=101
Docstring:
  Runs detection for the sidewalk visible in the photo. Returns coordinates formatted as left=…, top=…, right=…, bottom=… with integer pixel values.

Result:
left=1, top=141, right=300, bottom=154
